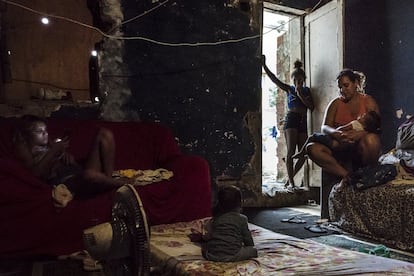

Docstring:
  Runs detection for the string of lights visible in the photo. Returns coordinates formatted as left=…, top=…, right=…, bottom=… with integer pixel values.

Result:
left=0, top=0, right=299, bottom=47
left=0, top=0, right=318, bottom=100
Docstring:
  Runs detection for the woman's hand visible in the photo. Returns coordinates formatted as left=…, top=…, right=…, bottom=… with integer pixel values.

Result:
left=332, top=130, right=354, bottom=144
left=332, top=130, right=345, bottom=142
left=296, top=86, right=314, bottom=111
left=337, top=129, right=365, bottom=144
left=343, top=129, right=366, bottom=143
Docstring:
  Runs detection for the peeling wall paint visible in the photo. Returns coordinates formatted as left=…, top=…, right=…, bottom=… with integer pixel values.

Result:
left=93, top=0, right=262, bottom=190
left=97, top=0, right=139, bottom=121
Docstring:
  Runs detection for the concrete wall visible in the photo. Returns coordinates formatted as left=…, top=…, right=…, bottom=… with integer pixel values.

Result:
left=116, top=1, right=262, bottom=186
left=1, top=0, right=99, bottom=102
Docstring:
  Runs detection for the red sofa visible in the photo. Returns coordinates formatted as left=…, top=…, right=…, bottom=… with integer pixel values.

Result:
left=0, top=118, right=211, bottom=258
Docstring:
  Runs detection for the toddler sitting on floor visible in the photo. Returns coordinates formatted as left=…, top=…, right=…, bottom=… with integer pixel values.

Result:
left=189, top=185, right=257, bottom=262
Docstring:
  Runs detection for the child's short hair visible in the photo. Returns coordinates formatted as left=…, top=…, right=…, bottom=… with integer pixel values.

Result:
left=363, top=110, right=381, bottom=134
left=213, top=185, right=242, bottom=216
left=14, top=115, right=46, bottom=142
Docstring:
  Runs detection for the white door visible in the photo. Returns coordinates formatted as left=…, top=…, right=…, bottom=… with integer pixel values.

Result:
left=304, top=0, right=344, bottom=187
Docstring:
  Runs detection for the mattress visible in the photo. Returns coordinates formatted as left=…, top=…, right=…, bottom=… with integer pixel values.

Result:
left=150, top=217, right=414, bottom=275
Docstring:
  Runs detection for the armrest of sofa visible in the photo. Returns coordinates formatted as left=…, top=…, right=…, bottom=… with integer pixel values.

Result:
left=135, top=154, right=212, bottom=225
left=0, top=161, right=114, bottom=257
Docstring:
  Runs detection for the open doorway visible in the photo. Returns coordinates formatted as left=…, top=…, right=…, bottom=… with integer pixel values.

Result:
left=261, top=8, right=304, bottom=196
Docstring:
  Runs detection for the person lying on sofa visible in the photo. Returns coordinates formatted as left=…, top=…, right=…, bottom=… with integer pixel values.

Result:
left=13, top=115, right=126, bottom=203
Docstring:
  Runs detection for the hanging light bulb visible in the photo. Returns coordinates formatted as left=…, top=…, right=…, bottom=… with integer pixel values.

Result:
left=41, top=17, right=49, bottom=25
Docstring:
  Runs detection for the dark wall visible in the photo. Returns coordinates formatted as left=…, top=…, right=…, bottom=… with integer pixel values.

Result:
left=385, top=1, right=414, bottom=143
left=343, top=0, right=390, bottom=149
left=344, top=0, right=414, bottom=151
left=121, top=0, right=261, bottom=179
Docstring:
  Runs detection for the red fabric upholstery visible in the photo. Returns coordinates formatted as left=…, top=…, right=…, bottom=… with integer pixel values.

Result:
left=0, top=118, right=211, bottom=258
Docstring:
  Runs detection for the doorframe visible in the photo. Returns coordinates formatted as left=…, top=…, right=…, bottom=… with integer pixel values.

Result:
left=304, top=0, right=344, bottom=187
left=260, top=4, right=307, bottom=192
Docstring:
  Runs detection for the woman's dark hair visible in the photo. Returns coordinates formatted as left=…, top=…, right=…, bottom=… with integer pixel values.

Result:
left=336, top=69, right=366, bottom=92
left=212, top=185, right=242, bottom=216
left=291, top=59, right=306, bottom=79
left=336, top=68, right=358, bottom=82
left=363, top=110, right=381, bottom=134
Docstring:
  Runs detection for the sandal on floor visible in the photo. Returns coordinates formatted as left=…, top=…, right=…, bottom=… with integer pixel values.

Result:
left=286, top=186, right=305, bottom=193
left=315, top=218, right=329, bottom=225
left=358, top=245, right=390, bottom=258
left=304, top=225, right=327, bottom=233
left=281, top=216, right=306, bottom=224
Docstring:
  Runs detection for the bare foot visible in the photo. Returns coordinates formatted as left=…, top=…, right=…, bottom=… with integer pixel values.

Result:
left=335, top=181, right=344, bottom=193
left=284, top=179, right=294, bottom=185
left=335, top=175, right=349, bottom=193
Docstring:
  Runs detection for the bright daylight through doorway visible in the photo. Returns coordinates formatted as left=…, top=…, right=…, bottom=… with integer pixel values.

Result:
left=261, top=10, right=290, bottom=196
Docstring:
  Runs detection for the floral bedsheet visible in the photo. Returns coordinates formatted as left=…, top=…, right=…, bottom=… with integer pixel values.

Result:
left=150, top=218, right=414, bottom=275
left=329, top=180, right=414, bottom=252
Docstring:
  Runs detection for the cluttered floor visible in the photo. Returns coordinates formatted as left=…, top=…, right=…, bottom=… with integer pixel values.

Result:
left=243, top=205, right=414, bottom=264
left=2, top=204, right=414, bottom=275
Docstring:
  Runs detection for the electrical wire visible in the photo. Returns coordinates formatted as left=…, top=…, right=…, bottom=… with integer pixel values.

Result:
left=106, top=0, right=170, bottom=34
left=1, top=0, right=107, bottom=37
left=310, top=0, right=324, bottom=13
left=0, top=0, right=264, bottom=47
left=1, top=0, right=322, bottom=47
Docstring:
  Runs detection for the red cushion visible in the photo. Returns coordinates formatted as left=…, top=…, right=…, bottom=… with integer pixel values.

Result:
left=0, top=118, right=211, bottom=257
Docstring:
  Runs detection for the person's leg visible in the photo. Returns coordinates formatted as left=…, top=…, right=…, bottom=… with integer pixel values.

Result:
left=358, top=133, right=381, bottom=166
left=292, top=133, right=328, bottom=159
left=84, top=127, right=115, bottom=176
left=292, top=135, right=310, bottom=160
left=321, top=170, right=341, bottom=219
left=307, top=142, right=349, bottom=219
left=82, top=127, right=123, bottom=192
left=292, top=131, right=308, bottom=177
left=306, top=142, right=349, bottom=179
left=284, top=127, right=298, bottom=187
